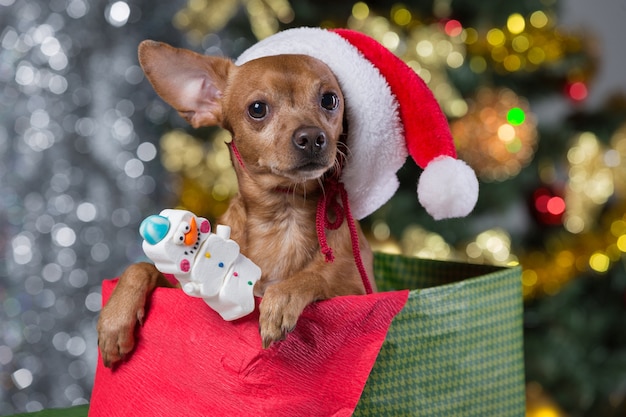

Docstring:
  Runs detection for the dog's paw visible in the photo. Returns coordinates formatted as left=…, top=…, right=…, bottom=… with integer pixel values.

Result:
left=258, top=286, right=308, bottom=349
left=96, top=303, right=144, bottom=368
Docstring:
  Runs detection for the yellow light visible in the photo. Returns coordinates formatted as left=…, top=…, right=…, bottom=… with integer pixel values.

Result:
left=435, top=83, right=452, bottom=101
left=392, top=7, right=412, bottom=26
left=604, top=149, right=620, bottom=167
left=352, top=2, right=369, bottom=20
left=486, top=28, right=506, bottom=46
left=416, top=40, right=434, bottom=57
left=564, top=215, right=585, bottom=233
left=382, top=31, right=400, bottom=50
left=469, top=56, right=487, bottom=73
left=491, top=46, right=508, bottom=62
left=449, top=99, right=468, bottom=117
left=531, top=406, right=561, bottom=417
left=503, top=54, right=522, bottom=72
left=617, top=235, right=626, bottom=252
left=521, top=270, right=538, bottom=287
left=464, top=27, right=478, bottom=44
left=579, top=131, right=600, bottom=151
left=507, top=13, right=525, bottom=34
left=555, top=250, right=575, bottom=268
left=173, top=11, right=191, bottom=29
left=530, top=11, right=549, bottom=29
left=372, top=221, right=391, bottom=241
left=610, top=220, right=626, bottom=237
left=406, top=60, right=421, bottom=72
left=435, top=39, right=453, bottom=57
left=465, top=242, right=482, bottom=258
left=188, top=0, right=207, bottom=12
left=498, top=124, right=516, bottom=142
left=567, top=145, right=586, bottom=165
left=527, top=47, right=546, bottom=64
left=212, top=183, right=230, bottom=201
left=446, top=51, right=464, bottom=68
left=512, top=35, right=530, bottom=53
left=589, top=252, right=610, bottom=273
left=417, top=68, right=431, bottom=83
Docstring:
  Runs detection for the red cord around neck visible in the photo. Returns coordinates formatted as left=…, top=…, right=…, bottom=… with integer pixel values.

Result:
left=316, top=178, right=373, bottom=295
left=228, top=140, right=372, bottom=295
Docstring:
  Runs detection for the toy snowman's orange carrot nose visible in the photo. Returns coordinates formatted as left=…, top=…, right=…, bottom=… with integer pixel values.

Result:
left=183, top=217, right=197, bottom=245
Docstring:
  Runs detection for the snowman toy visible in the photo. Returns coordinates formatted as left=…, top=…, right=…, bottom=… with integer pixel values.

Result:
left=139, top=209, right=261, bottom=321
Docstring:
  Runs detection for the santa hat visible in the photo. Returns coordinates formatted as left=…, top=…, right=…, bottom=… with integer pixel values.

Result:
left=236, top=27, right=478, bottom=220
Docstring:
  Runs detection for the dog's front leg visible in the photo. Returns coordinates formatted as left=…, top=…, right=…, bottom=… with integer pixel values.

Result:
left=258, top=279, right=316, bottom=349
left=258, top=257, right=365, bottom=349
left=97, top=262, right=173, bottom=367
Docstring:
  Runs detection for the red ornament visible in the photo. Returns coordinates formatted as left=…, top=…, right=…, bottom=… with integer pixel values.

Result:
left=531, top=186, right=566, bottom=225
left=566, top=81, right=588, bottom=102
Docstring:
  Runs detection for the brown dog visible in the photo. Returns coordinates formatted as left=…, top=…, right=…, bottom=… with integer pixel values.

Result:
left=97, top=41, right=375, bottom=367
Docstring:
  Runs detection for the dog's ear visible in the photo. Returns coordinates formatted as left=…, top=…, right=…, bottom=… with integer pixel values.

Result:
left=138, top=40, right=234, bottom=128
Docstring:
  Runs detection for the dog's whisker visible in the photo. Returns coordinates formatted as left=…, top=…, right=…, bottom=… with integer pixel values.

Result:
left=330, top=158, right=342, bottom=178
left=318, top=177, right=327, bottom=199
left=342, top=142, right=353, bottom=159
left=301, top=182, right=307, bottom=202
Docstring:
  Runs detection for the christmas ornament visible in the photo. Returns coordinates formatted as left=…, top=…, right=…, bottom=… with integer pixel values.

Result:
left=451, top=87, right=537, bottom=182
left=531, top=186, right=566, bottom=226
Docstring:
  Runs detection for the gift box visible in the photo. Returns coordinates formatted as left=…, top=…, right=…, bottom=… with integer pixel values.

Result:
left=83, top=252, right=524, bottom=416
left=353, top=252, right=525, bottom=416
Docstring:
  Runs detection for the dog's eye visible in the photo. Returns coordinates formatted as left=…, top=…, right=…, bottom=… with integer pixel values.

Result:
left=321, top=93, right=339, bottom=111
left=248, top=101, right=268, bottom=119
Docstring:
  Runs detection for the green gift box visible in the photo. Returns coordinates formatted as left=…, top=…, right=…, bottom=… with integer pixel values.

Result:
left=354, top=252, right=525, bottom=416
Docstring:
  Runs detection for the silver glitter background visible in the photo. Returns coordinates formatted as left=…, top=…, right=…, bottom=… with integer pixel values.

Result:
left=0, top=0, right=186, bottom=413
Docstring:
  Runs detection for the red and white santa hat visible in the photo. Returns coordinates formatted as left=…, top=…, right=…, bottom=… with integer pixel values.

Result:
left=236, top=27, right=479, bottom=220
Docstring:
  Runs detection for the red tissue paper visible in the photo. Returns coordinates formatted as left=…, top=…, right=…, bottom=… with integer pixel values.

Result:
left=89, top=279, right=408, bottom=417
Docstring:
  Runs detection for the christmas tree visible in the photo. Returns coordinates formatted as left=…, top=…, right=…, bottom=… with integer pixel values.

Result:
left=1, top=0, right=624, bottom=415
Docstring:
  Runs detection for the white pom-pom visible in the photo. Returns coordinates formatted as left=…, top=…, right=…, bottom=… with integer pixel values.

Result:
left=417, top=156, right=479, bottom=220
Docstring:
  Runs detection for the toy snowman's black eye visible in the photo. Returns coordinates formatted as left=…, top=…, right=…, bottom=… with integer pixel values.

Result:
left=174, top=222, right=190, bottom=245
left=248, top=101, right=268, bottom=119
left=321, top=93, right=338, bottom=110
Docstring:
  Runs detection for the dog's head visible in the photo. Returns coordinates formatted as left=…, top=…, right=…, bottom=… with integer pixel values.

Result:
left=138, top=41, right=344, bottom=189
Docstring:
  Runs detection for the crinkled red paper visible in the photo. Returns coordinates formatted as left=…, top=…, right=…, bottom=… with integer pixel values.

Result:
left=90, top=279, right=408, bottom=417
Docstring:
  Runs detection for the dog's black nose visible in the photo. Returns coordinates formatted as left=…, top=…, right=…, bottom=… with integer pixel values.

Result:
left=292, top=126, right=327, bottom=154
